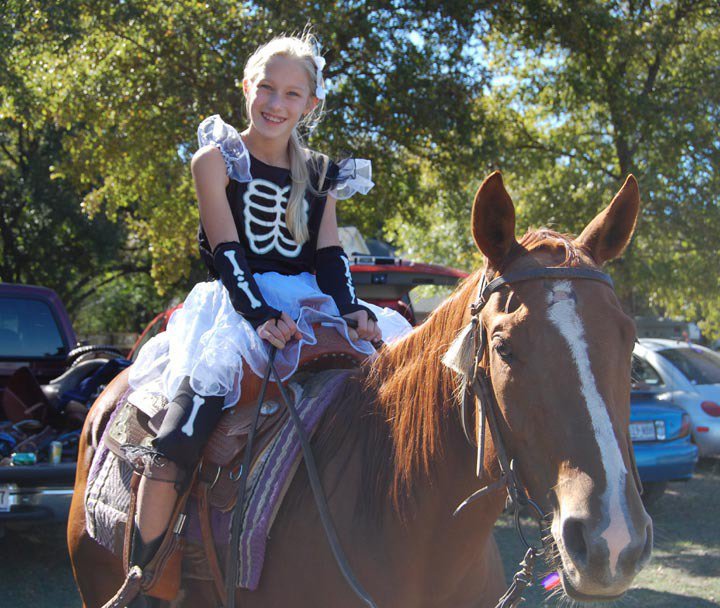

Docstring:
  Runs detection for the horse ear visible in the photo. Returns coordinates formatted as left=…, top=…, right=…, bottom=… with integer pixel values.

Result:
left=471, top=172, right=518, bottom=268
left=575, top=175, right=640, bottom=265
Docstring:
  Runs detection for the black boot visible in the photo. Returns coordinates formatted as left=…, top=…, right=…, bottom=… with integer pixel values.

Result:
left=126, top=524, right=165, bottom=608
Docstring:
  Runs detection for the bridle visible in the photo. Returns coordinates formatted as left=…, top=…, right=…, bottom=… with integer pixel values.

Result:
left=453, top=265, right=617, bottom=607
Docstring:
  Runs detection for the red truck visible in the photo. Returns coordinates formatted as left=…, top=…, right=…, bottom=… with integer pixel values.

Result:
left=0, top=284, right=124, bottom=524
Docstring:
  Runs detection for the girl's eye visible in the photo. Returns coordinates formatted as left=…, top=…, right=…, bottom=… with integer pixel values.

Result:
left=287, top=91, right=300, bottom=97
left=259, top=83, right=272, bottom=90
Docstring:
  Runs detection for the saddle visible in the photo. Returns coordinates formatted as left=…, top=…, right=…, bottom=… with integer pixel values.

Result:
left=101, top=325, right=367, bottom=604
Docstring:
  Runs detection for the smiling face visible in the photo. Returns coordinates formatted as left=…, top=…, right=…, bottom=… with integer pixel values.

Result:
left=243, top=54, right=318, bottom=143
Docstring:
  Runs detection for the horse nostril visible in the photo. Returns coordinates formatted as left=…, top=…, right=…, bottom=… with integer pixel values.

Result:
left=562, top=517, right=589, bottom=567
left=618, top=520, right=653, bottom=577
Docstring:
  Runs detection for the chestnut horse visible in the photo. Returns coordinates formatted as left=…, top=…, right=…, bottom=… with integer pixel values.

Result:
left=68, top=172, right=652, bottom=607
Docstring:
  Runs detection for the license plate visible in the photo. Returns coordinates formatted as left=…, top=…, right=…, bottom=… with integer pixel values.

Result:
left=630, top=421, right=656, bottom=442
left=0, top=484, right=14, bottom=512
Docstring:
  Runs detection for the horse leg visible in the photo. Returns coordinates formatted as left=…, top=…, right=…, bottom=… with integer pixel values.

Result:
left=67, top=371, right=131, bottom=607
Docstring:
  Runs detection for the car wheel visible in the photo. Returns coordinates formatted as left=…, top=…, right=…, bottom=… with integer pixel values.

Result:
left=641, top=481, right=668, bottom=508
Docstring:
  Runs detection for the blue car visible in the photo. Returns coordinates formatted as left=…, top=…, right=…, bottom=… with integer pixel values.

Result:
left=630, top=388, right=698, bottom=505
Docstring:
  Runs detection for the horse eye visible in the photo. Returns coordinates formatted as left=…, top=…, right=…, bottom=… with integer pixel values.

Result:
left=493, top=339, right=513, bottom=361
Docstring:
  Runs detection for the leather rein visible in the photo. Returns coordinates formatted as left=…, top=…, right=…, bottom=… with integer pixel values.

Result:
left=225, top=323, right=379, bottom=608
left=453, top=265, right=616, bottom=608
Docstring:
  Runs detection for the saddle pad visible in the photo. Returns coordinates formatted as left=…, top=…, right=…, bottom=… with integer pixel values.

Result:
left=85, top=388, right=134, bottom=553
left=183, top=368, right=351, bottom=590
left=83, top=369, right=351, bottom=589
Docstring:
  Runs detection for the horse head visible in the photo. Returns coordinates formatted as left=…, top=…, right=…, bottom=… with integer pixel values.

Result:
left=444, top=172, right=652, bottom=601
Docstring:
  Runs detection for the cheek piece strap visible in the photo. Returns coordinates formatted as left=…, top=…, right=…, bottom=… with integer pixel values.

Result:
left=453, top=265, right=633, bottom=608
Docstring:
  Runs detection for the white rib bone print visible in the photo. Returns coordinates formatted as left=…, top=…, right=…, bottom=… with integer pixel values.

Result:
left=243, top=179, right=307, bottom=257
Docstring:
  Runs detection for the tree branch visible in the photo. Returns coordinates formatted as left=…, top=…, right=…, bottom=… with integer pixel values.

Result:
left=513, top=118, right=621, bottom=179
left=65, top=265, right=152, bottom=312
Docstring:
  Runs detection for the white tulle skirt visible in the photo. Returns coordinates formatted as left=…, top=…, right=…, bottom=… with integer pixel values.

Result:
left=128, top=272, right=412, bottom=406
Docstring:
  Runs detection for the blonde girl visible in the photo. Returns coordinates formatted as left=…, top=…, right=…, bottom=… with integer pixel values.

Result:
left=122, top=31, right=411, bottom=602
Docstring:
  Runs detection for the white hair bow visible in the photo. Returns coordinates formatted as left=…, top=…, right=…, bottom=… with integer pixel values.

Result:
left=313, top=55, right=326, bottom=100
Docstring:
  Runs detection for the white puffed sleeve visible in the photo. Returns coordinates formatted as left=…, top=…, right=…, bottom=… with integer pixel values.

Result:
left=196, top=114, right=252, bottom=183
left=329, top=158, right=374, bottom=200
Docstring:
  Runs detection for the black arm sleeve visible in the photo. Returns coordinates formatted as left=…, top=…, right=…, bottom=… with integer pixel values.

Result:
left=213, top=242, right=281, bottom=328
left=315, top=246, right=377, bottom=320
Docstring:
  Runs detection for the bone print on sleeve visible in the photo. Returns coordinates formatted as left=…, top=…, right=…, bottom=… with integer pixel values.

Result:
left=315, top=246, right=377, bottom=320
left=213, top=241, right=281, bottom=327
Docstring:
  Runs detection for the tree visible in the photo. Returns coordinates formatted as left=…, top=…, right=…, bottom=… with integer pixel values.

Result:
left=1, top=0, right=493, bottom=328
left=0, top=0, right=146, bottom=316
left=481, top=1, right=720, bottom=337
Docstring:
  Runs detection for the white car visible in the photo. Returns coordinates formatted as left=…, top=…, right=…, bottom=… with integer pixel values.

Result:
left=633, top=339, right=720, bottom=457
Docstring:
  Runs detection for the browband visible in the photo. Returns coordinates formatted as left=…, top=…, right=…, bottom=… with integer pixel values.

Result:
left=471, top=267, right=614, bottom=315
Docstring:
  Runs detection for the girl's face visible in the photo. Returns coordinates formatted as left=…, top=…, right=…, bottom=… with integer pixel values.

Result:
left=243, top=55, right=318, bottom=142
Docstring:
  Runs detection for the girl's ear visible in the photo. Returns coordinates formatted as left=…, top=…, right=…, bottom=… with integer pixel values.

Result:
left=304, top=96, right=319, bottom=116
left=242, top=78, right=252, bottom=97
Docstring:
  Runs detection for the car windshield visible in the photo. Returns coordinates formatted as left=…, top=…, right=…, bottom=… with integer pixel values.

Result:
left=0, top=297, right=66, bottom=358
left=658, top=347, right=720, bottom=385
left=632, top=355, right=664, bottom=387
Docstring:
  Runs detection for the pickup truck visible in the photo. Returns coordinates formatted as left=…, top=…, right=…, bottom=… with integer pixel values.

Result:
left=0, top=284, right=123, bottom=525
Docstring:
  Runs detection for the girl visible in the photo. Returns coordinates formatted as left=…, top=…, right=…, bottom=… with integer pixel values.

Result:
left=123, top=32, right=411, bottom=599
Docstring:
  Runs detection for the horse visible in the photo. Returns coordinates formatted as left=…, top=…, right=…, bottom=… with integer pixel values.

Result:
left=68, top=171, right=652, bottom=607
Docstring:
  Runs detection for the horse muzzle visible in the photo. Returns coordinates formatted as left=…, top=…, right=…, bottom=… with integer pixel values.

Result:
left=552, top=503, right=653, bottom=600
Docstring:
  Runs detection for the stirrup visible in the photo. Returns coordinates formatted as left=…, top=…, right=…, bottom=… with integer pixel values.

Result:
left=100, top=566, right=144, bottom=608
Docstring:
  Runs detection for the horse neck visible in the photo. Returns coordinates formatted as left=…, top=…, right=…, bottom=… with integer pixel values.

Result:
left=355, top=285, right=506, bottom=582
left=367, top=273, right=487, bottom=512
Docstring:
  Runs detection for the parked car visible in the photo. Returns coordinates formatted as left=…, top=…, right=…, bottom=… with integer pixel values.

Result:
left=0, top=283, right=124, bottom=524
left=0, top=284, right=77, bottom=389
left=629, top=384, right=698, bottom=506
left=633, top=339, right=720, bottom=457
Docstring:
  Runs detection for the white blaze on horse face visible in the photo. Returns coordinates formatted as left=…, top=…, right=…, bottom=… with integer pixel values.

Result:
left=181, top=395, right=205, bottom=437
left=546, top=281, right=630, bottom=579
left=223, top=250, right=262, bottom=309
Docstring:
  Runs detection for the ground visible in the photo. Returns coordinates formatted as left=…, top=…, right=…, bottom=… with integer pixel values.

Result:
left=1, top=458, right=718, bottom=607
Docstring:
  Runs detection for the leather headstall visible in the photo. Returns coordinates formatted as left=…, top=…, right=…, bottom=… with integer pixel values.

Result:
left=453, top=264, right=640, bottom=607
left=455, top=265, right=615, bottom=517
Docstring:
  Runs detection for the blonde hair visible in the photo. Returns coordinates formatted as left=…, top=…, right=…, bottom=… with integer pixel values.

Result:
left=244, top=31, right=327, bottom=245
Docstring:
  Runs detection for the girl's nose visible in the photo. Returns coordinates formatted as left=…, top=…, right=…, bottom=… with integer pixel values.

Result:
left=266, top=92, right=282, bottom=110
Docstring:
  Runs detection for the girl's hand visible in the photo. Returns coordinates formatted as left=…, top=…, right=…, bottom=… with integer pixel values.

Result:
left=257, top=312, right=302, bottom=349
left=343, top=309, right=382, bottom=342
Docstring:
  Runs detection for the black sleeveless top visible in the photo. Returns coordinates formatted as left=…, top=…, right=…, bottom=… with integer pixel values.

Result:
left=198, top=151, right=339, bottom=278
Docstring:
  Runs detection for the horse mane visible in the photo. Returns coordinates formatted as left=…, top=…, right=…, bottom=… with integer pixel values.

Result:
left=311, top=228, right=593, bottom=521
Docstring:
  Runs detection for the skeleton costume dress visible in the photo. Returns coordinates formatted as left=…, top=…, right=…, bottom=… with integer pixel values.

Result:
left=129, top=115, right=412, bottom=411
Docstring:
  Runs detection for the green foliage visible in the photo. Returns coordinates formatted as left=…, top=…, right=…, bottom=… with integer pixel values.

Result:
left=1, top=0, right=491, bottom=330
left=478, top=1, right=720, bottom=338
left=1, top=0, right=718, bottom=340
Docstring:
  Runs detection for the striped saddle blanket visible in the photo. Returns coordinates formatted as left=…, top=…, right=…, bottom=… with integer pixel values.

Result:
left=84, top=368, right=350, bottom=590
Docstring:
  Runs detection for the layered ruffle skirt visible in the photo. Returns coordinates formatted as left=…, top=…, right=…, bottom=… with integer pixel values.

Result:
left=128, top=272, right=412, bottom=406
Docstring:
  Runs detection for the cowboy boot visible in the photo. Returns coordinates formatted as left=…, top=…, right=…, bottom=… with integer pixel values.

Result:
left=126, top=524, right=164, bottom=608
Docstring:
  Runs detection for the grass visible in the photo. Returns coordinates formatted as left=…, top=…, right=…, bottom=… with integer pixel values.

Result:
left=494, top=457, right=720, bottom=607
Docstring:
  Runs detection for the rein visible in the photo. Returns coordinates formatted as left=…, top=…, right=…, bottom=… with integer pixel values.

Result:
left=225, top=322, right=379, bottom=608
left=454, top=265, right=615, bottom=608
